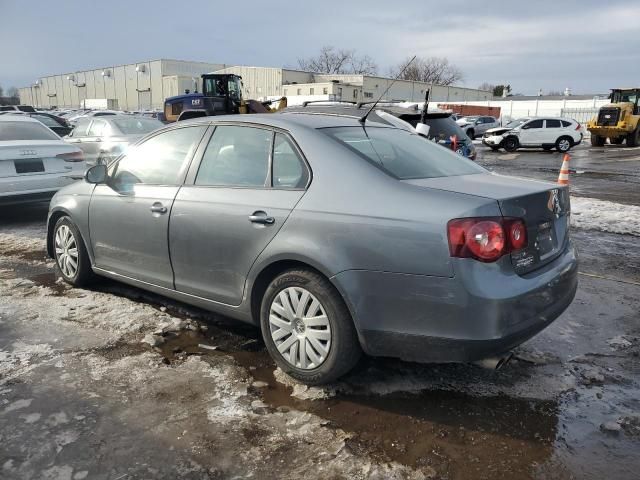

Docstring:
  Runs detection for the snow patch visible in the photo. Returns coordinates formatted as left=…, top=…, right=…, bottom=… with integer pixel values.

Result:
left=571, top=197, right=640, bottom=236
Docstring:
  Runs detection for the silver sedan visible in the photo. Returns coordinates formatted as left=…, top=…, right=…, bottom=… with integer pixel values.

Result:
left=47, top=113, right=578, bottom=384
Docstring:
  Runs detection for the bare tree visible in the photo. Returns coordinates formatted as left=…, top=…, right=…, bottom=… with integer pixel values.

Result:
left=478, top=82, right=495, bottom=92
left=6, top=87, right=18, bottom=98
left=0, top=84, right=4, bottom=97
left=298, top=46, right=378, bottom=75
left=390, top=57, right=463, bottom=86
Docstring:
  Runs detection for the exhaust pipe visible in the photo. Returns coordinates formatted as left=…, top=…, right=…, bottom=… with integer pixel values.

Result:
left=473, top=352, right=513, bottom=370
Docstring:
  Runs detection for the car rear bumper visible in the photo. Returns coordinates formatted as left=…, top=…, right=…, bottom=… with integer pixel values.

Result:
left=331, top=243, right=578, bottom=363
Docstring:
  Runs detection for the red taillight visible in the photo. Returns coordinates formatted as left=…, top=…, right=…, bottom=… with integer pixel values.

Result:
left=575, top=123, right=581, bottom=131
left=56, top=150, right=84, bottom=162
left=447, top=217, right=527, bottom=263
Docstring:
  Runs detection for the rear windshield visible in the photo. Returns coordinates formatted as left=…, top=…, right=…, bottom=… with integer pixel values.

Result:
left=111, top=117, right=163, bottom=134
left=322, top=126, right=485, bottom=180
left=0, top=121, right=60, bottom=141
left=422, top=117, right=470, bottom=142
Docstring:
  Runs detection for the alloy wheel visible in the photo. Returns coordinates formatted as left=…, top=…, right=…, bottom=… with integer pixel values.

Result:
left=55, top=224, right=79, bottom=279
left=269, top=287, right=331, bottom=370
left=558, top=139, right=571, bottom=152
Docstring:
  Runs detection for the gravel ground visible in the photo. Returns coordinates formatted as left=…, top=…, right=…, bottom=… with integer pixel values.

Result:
left=1, top=144, right=639, bottom=479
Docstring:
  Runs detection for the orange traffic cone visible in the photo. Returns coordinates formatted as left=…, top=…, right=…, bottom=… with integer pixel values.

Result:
left=557, top=154, right=570, bottom=185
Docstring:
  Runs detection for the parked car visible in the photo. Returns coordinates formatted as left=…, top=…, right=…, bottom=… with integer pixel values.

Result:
left=5, top=111, right=73, bottom=137
left=283, top=103, right=477, bottom=160
left=0, top=105, right=36, bottom=113
left=456, top=116, right=500, bottom=139
left=67, top=110, right=120, bottom=125
left=0, top=116, right=85, bottom=205
left=484, top=117, right=584, bottom=153
left=46, top=113, right=577, bottom=384
left=65, top=115, right=164, bottom=165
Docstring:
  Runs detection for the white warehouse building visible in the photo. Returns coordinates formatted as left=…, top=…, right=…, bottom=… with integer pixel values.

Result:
left=18, top=59, right=226, bottom=111
left=19, top=60, right=491, bottom=110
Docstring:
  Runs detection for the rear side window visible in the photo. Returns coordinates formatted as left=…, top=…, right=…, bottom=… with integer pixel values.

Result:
left=88, top=119, right=108, bottom=136
left=272, top=133, right=308, bottom=188
left=0, top=121, right=60, bottom=141
left=545, top=119, right=561, bottom=128
left=195, top=125, right=271, bottom=187
left=71, top=118, right=91, bottom=137
left=322, top=127, right=485, bottom=180
left=111, top=126, right=206, bottom=189
left=561, top=120, right=572, bottom=128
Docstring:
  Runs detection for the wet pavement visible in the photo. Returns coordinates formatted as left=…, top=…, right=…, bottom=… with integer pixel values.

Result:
left=1, top=144, right=639, bottom=479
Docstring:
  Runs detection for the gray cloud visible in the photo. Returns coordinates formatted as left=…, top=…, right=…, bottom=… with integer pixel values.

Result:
left=0, top=0, right=638, bottom=94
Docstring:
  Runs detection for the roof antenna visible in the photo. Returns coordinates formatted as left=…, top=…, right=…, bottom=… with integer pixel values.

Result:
left=359, top=55, right=416, bottom=124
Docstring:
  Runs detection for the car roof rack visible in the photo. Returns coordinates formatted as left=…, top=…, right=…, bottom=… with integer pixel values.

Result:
left=300, top=100, right=358, bottom=107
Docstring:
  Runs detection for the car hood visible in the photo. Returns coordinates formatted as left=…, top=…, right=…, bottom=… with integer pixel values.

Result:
left=485, top=127, right=513, bottom=136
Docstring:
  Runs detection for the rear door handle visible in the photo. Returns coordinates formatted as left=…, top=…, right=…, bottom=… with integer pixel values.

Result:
left=248, top=211, right=275, bottom=225
left=150, top=203, right=167, bottom=214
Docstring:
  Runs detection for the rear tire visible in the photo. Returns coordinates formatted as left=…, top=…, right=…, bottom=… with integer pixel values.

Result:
left=555, top=136, right=573, bottom=153
left=626, top=127, right=640, bottom=147
left=260, top=269, right=361, bottom=385
left=503, top=136, right=519, bottom=152
left=591, top=134, right=605, bottom=147
left=53, top=217, right=95, bottom=287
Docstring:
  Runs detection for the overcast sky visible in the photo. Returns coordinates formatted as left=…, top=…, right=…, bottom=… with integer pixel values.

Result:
left=1, top=0, right=638, bottom=95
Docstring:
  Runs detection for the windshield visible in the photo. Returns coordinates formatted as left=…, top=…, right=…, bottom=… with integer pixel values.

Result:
left=612, top=90, right=639, bottom=104
left=0, top=121, right=60, bottom=141
left=460, top=116, right=479, bottom=123
left=506, top=118, right=528, bottom=128
left=112, top=117, right=163, bottom=135
left=321, top=126, right=485, bottom=180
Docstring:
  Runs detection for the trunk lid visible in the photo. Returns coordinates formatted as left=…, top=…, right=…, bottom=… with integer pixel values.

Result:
left=403, top=173, right=571, bottom=274
left=0, top=140, right=82, bottom=177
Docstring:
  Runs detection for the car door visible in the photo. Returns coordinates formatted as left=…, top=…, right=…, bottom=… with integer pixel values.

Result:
left=65, top=117, right=91, bottom=152
left=544, top=119, right=563, bottom=144
left=518, top=119, right=544, bottom=145
left=89, top=125, right=208, bottom=288
left=170, top=125, right=309, bottom=305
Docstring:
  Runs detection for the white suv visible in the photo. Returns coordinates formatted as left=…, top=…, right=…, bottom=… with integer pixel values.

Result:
left=483, top=117, right=584, bottom=153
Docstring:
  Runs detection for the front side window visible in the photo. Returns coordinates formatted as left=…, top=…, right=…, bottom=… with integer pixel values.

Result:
left=322, top=127, right=485, bottom=180
left=524, top=119, right=544, bottom=129
left=195, top=125, right=271, bottom=187
left=0, top=121, right=60, bottom=141
left=545, top=119, right=561, bottom=128
left=272, top=133, right=308, bottom=188
left=110, top=126, right=206, bottom=190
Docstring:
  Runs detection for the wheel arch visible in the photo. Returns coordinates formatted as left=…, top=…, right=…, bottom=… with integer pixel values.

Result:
left=46, top=208, right=72, bottom=258
left=248, top=257, right=355, bottom=330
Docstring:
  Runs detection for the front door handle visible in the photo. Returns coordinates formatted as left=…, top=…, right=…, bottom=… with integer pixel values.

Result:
left=248, top=211, right=275, bottom=225
left=150, top=203, right=167, bottom=214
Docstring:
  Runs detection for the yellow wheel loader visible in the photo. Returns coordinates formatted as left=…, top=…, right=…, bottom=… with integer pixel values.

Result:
left=587, top=88, right=640, bottom=147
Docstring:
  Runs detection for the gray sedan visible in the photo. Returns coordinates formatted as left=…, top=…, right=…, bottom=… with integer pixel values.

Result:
left=46, top=113, right=578, bottom=384
left=64, top=115, right=163, bottom=165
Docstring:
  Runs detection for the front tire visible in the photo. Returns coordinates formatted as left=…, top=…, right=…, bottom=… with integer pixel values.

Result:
left=53, top=217, right=95, bottom=287
left=626, top=127, right=640, bottom=147
left=503, top=136, right=519, bottom=152
left=260, top=269, right=361, bottom=385
left=591, top=134, right=605, bottom=147
left=555, top=136, right=573, bottom=153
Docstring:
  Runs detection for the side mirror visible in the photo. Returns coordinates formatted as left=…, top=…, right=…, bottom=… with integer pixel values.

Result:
left=415, top=123, right=431, bottom=137
left=85, top=164, right=107, bottom=184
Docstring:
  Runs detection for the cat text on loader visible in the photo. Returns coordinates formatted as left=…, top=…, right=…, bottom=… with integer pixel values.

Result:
left=587, top=88, right=640, bottom=147
left=163, top=73, right=287, bottom=123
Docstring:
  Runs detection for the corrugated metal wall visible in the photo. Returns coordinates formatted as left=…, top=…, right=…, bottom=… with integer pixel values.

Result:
left=18, top=60, right=223, bottom=110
